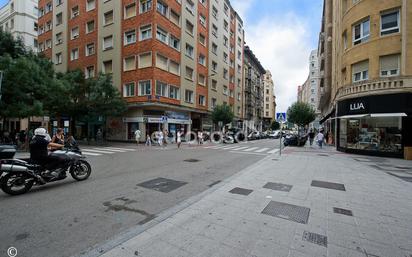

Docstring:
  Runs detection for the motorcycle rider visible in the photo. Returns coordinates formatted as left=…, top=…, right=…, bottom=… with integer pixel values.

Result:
left=30, top=128, right=66, bottom=179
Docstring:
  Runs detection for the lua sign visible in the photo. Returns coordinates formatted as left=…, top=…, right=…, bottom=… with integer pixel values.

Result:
left=348, top=100, right=368, bottom=114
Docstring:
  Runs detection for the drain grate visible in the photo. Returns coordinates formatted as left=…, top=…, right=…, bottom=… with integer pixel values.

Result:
left=137, top=177, right=187, bottom=193
left=311, top=180, right=346, bottom=191
left=302, top=231, right=327, bottom=247
left=333, top=207, right=353, bottom=216
left=229, top=187, right=253, bottom=196
left=263, top=182, right=293, bottom=192
left=184, top=159, right=200, bottom=162
left=261, top=201, right=310, bottom=224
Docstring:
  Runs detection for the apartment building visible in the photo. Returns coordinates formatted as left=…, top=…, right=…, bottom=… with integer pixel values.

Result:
left=243, top=45, right=265, bottom=132
left=37, top=0, right=245, bottom=140
left=262, top=70, right=276, bottom=130
left=318, top=0, right=412, bottom=158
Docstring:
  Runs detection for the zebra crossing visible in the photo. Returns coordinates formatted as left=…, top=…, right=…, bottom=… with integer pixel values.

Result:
left=203, top=145, right=280, bottom=155
left=80, top=147, right=136, bottom=156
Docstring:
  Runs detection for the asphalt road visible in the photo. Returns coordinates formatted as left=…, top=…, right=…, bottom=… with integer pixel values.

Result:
left=0, top=139, right=281, bottom=257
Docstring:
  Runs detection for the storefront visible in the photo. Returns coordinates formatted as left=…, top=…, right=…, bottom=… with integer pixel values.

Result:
left=337, top=93, right=412, bottom=158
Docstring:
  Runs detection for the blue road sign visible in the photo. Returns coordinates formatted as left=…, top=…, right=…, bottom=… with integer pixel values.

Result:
left=276, top=112, right=287, bottom=122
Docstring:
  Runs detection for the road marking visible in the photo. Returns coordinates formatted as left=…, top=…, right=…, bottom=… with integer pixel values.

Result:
left=93, top=148, right=126, bottom=152
left=81, top=151, right=102, bottom=156
left=243, top=147, right=260, bottom=152
left=229, top=151, right=267, bottom=156
left=231, top=146, right=249, bottom=151
left=81, top=149, right=116, bottom=154
left=267, top=149, right=280, bottom=154
left=221, top=146, right=239, bottom=149
left=255, top=147, right=270, bottom=153
left=103, top=147, right=136, bottom=151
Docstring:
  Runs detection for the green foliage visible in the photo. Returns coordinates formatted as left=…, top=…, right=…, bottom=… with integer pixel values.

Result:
left=211, top=105, right=234, bottom=126
left=286, top=102, right=316, bottom=127
left=270, top=120, right=280, bottom=130
left=0, top=30, right=26, bottom=58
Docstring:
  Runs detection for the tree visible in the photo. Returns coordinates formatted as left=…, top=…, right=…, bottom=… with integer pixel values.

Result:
left=270, top=120, right=280, bottom=130
left=286, top=102, right=316, bottom=127
left=211, top=105, right=234, bottom=128
left=0, top=30, right=26, bottom=58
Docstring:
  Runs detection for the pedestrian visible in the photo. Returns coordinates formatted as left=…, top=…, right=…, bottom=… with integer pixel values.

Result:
left=158, top=130, right=164, bottom=147
left=145, top=133, right=151, bottom=147
left=316, top=130, right=325, bottom=149
left=197, top=130, right=201, bottom=145
left=177, top=129, right=183, bottom=149
left=163, top=129, right=168, bottom=147
left=134, top=128, right=141, bottom=146
left=96, top=129, right=103, bottom=145
left=308, top=129, right=315, bottom=146
left=199, top=130, right=204, bottom=144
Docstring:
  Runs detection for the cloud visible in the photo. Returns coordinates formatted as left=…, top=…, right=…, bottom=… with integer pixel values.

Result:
left=231, top=0, right=255, bottom=20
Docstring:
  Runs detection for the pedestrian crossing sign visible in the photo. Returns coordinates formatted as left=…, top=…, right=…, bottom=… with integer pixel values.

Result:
left=276, top=113, right=286, bottom=122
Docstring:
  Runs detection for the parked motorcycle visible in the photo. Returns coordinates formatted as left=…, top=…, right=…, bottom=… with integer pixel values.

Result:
left=0, top=142, right=92, bottom=195
left=283, top=133, right=308, bottom=147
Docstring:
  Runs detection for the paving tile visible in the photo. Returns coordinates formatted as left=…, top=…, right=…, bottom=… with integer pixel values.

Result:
left=360, top=238, right=406, bottom=257
left=326, top=232, right=363, bottom=251
left=327, top=244, right=366, bottom=257
left=249, top=239, right=290, bottom=257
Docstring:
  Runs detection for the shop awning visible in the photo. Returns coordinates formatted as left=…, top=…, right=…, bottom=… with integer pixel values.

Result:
left=339, top=114, right=368, bottom=119
left=370, top=113, right=407, bottom=117
left=319, top=109, right=336, bottom=124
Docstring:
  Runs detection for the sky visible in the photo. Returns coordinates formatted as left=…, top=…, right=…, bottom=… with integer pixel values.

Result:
left=0, top=0, right=323, bottom=112
left=231, top=0, right=323, bottom=112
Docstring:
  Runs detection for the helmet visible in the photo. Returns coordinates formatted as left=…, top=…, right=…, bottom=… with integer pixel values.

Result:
left=34, top=128, right=47, bottom=137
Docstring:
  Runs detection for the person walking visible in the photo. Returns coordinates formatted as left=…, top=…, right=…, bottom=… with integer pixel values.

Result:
left=145, top=133, right=151, bottom=147
left=316, top=130, right=325, bottom=149
left=177, top=129, right=183, bottom=149
left=158, top=130, right=164, bottom=147
left=308, top=129, right=315, bottom=146
left=134, top=129, right=141, bottom=146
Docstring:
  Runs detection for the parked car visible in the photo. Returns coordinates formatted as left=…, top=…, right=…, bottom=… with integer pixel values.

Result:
left=227, top=128, right=245, bottom=143
left=283, top=133, right=308, bottom=147
left=269, top=130, right=282, bottom=139
left=247, top=131, right=261, bottom=140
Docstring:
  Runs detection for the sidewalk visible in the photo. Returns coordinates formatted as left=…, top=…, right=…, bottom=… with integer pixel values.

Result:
left=79, top=146, right=412, bottom=257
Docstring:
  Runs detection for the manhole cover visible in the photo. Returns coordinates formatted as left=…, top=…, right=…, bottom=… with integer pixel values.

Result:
left=261, top=201, right=310, bottom=224
left=263, top=182, right=292, bottom=192
left=229, top=187, right=253, bottom=196
left=137, top=177, right=187, bottom=193
left=311, top=180, right=346, bottom=191
left=184, top=159, right=200, bottom=162
left=333, top=207, right=353, bottom=216
left=302, top=231, right=327, bottom=247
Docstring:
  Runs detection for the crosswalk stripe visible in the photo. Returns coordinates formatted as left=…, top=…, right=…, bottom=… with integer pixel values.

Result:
left=93, top=148, right=126, bottom=152
left=255, top=147, right=270, bottom=153
left=267, top=149, right=280, bottom=154
left=243, top=147, right=260, bottom=152
left=231, top=146, right=249, bottom=151
left=221, top=146, right=238, bottom=149
left=81, top=149, right=116, bottom=154
left=82, top=151, right=102, bottom=156
left=103, top=147, right=136, bottom=151
left=229, top=151, right=267, bottom=156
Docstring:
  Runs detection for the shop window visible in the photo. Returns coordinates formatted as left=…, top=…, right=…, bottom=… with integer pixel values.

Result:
left=380, top=54, right=400, bottom=77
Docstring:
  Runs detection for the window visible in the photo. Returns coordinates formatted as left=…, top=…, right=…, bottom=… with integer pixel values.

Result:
left=169, top=60, right=180, bottom=75
left=70, top=48, right=79, bottom=61
left=198, top=74, right=206, bottom=86
left=380, top=54, right=400, bottom=77
left=353, top=18, right=370, bottom=45
left=212, top=43, right=217, bottom=54
left=237, top=37, right=242, bottom=47
left=212, top=24, right=218, bottom=37
left=237, top=92, right=241, bottom=101
left=237, top=51, right=241, bottom=60
left=124, top=30, right=136, bottom=45
left=86, top=43, right=95, bottom=56
left=169, top=35, right=180, bottom=50
left=124, top=3, right=136, bottom=19
left=199, top=14, right=206, bottom=27
left=212, top=61, right=217, bottom=71
left=34, top=22, right=38, bottom=32
left=104, top=10, right=114, bottom=25
left=86, top=0, right=95, bottom=11
left=185, top=66, right=194, bottom=80
left=223, top=52, right=228, bottom=63
left=224, top=4, right=229, bottom=15
left=123, top=82, right=135, bottom=97
left=212, top=6, right=218, bottom=19
left=186, top=20, right=194, bottom=35
left=170, top=10, right=180, bottom=25
left=185, top=44, right=194, bottom=58
left=343, top=31, right=348, bottom=50
left=156, top=27, right=168, bottom=43
left=140, top=0, right=152, bottom=13
left=223, top=36, right=228, bottom=47
left=381, top=10, right=400, bottom=35
left=211, top=98, right=217, bottom=108
left=223, top=85, right=228, bottom=95
left=352, top=60, right=369, bottom=82
left=156, top=81, right=168, bottom=97
left=56, top=13, right=63, bottom=25
left=198, top=54, right=206, bottom=66
left=199, top=33, right=206, bottom=45
left=71, top=27, right=79, bottom=39
left=86, top=20, right=95, bottom=33
left=55, top=32, right=63, bottom=45
left=103, top=60, right=113, bottom=74
left=45, top=2, right=52, bottom=13
left=169, top=86, right=180, bottom=99
left=124, top=56, right=136, bottom=71
left=55, top=0, right=62, bottom=6
left=103, top=35, right=113, bottom=50
left=211, top=80, right=217, bottom=90
left=85, top=66, right=95, bottom=78
left=46, top=21, right=52, bottom=31
left=138, top=80, right=151, bottom=96
left=185, top=90, right=194, bottom=103
left=199, top=0, right=206, bottom=5
left=55, top=52, right=62, bottom=64
left=156, top=53, right=168, bottom=70
left=186, top=0, right=194, bottom=14
left=138, top=52, right=152, bottom=68
left=224, top=20, right=228, bottom=31
left=199, top=95, right=206, bottom=106
left=140, top=25, right=152, bottom=40
left=237, top=106, right=241, bottom=115
left=157, top=1, right=168, bottom=16
left=237, top=65, right=241, bottom=74
left=71, top=6, right=79, bottom=18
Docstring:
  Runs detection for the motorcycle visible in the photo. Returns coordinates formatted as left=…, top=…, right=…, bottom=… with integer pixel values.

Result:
left=283, top=133, right=308, bottom=147
left=0, top=142, right=92, bottom=195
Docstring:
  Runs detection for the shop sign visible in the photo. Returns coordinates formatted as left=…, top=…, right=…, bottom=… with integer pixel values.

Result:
left=53, top=121, right=58, bottom=127
left=168, top=118, right=191, bottom=125
left=350, top=103, right=365, bottom=111
left=347, top=100, right=368, bottom=114
left=165, top=111, right=189, bottom=120
left=147, top=117, right=163, bottom=123
left=64, top=120, right=70, bottom=127
left=123, top=117, right=144, bottom=123
left=43, top=116, right=50, bottom=122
